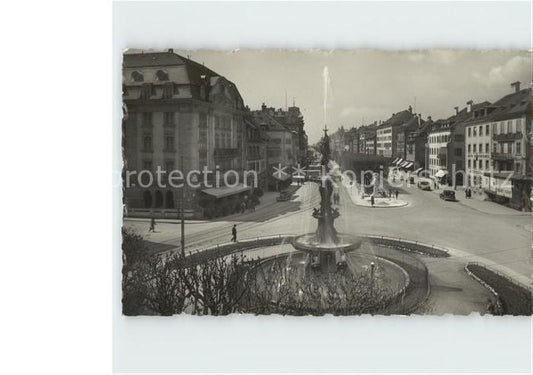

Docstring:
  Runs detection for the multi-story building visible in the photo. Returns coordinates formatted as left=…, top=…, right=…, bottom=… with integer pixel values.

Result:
left=376, top=108, right=417, bottom=158
left=271, top=105, right=308, bottom=164
left=464, top=101, right=495, bottom=189
left=427, top=101, right=490, bottom=186
left=484, top=82, right=532, bottom=211
left=406, top=116, right=432, bottom=171
left=244, top=117, right=269, bottom=191
left=122, top=49, right=249, bottom=218
left=251, top=104, right=299, bottom=190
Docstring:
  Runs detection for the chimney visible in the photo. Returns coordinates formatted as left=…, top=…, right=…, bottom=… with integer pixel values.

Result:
left=168, top=48, right=174, bottom=54
left=408, top=105, right=413, bottom=113
left=417, top=113, right=421, bottom=126
left=454, top=106, right=459, bottom=115
left=261, top=103, right=267, bottom=111
left=427, top=116, right=432, bottom=121
left=511, top=81, right=521, bottom=93
left=466, top=100, right=473, bottom=113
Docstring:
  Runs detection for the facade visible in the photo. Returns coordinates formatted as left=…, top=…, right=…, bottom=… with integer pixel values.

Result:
left=376, top=109, right=417, bottom=158
left=427, top=102, right=490, bottom=186
left=122, top=49, right=249, bottom=218
left=483, top=82, right=532, bottom=211
left=271, top=105, right=308, bottom=164
left=464, top=101, right=494, bottom=189
left=251, top=105, right=299, bottom=190
left=406, top=117, right=432, bottom=171
left=244, top=117, right=269, bottom=191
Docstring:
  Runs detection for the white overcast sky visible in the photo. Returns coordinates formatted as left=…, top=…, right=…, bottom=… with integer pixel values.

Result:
left=172, top=49, right=531, bottom=143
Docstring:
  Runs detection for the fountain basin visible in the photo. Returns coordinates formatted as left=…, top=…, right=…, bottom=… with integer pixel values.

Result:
left=292, top=233, right=362, bottom=254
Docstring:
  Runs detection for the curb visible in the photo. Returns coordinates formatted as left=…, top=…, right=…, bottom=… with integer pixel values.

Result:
left=464, top=263, right=504, bottom=315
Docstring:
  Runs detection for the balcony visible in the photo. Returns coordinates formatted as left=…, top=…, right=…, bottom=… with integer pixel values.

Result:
left=214, top=148, right=240, bottom=158
left=493, top=132, right=523, bottom=141
left=492, top=152, right=514, bottom=161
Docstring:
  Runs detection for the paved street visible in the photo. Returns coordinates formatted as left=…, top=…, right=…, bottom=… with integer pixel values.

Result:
left=124, top=175, right=532, bottom=287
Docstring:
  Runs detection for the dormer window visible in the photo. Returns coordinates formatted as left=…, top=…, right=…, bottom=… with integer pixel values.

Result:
left=131, top=71, right=144, bottom=82
left=156, top=70, right=169, bottom=81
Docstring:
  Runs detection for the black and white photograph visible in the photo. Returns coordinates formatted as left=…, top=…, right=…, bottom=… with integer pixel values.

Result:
left=121, top=48, right=532, bottom=317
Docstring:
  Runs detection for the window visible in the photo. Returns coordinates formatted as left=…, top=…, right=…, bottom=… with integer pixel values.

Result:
left=473, top=160, right=477, bottom=169
left=143, top=160, right=152, bottom=170
left=467, top=159, right=471, bottom=168
left=141, top=83, right=155, bottom=100
left=499, top=122, right=503, bottom=134
left=473, top=144, right=476, bottom=153
left=479, top=144, right=483, bottom=153
left=468, top=128, right=471, bottom=137
left=143, top=134, right=152, bottom=151
left=516, top=142, right=521, bottom=155
left=485, top=160, right=489, bottom=170
left=131, top=71, right=144, bottom=82
left=142, top=112, right=152, bottom=126
left=473, top=127, right=477, bottom=136
left=165, top=160, right=174, bottom=173
left=156, top=70, right=169, bottom=81
left=162, top=82, right=177, bottom=99
left=468, top=144, right=471, bottom=153
left=165, top=135, right=174, bottom=151
left=516, top=119, right=522, bottom=132
left=485, top=143, right=489, bottom=154
left=479, top=126, right=482, bottom=136
left=485, top=124, right=489, bottom=135
left=454, top=148, right=462, bottom=157
left=164, top=112, right=174, bottom=126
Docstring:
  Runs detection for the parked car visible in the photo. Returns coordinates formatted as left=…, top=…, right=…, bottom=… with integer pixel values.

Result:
left=439, top=189, right=457, bottom=201
left=277, top=190, right=292, bottom=201
left=418, top=179, right=432, bottom=191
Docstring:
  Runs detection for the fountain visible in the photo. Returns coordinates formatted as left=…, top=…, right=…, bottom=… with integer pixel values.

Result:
left=292, top=126, right=362, bottom=272
left=237, top=67, right=436, bottom=315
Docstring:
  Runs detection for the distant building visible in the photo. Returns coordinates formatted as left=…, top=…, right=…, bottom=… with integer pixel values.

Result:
left=376, top=108, right=418, bottom=158
left=244, top=117, right=269, bottom=192
left=251, top=104, right=300, bottom=190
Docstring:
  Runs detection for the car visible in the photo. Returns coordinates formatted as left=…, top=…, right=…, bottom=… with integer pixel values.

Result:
left=439, top=189, right=457, bottom=201
left=276, top=191, right=292, bottom=201
left=418, top=179, right=432, bottom=191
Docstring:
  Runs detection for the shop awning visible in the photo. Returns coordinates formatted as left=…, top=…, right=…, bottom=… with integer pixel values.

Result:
left=392, top=157, right=399, bottom=164
left=414, top=167, right=423, bottom=174
left=395, top=158, right=404, bottom=165
left=435, top=170, right=448, bottom=178
left=404, top=162, right=414, bottom=169
left=202, top=184, right=251, bottom=199
left=400, top=161, right=408, bottom=167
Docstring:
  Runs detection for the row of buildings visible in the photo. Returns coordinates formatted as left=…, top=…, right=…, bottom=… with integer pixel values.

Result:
left=122, top=49, right=308, bottom=218
left=330, top=82, right=532, bottom=211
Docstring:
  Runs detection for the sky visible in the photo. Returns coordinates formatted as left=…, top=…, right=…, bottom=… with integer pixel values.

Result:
left=173, top=49, right=531, bottom=143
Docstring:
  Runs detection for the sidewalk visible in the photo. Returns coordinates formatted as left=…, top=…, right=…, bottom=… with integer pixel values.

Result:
left=428, top=185, right=530, bottom=216
left=124, top=189, right=284, bottom=224
left=342, top=177, right=408, bottom=208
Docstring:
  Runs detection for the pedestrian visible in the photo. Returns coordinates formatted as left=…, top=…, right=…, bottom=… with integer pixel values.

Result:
left=395, top=190, right=399, bottom=200
left=231, top=224, right=237, bottom=242
left=370, top=195, right=375, bottom=208
left=148, top=216, right=156, bottom=233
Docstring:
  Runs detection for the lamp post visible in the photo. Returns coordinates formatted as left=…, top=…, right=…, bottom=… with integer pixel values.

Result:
left=180, top=154, right=185, bottom=257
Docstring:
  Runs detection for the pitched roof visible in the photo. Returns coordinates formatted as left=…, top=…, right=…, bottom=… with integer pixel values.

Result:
left=490, top=88, right=532, bottom=121
left=378, top=109, right=417, bottom=129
